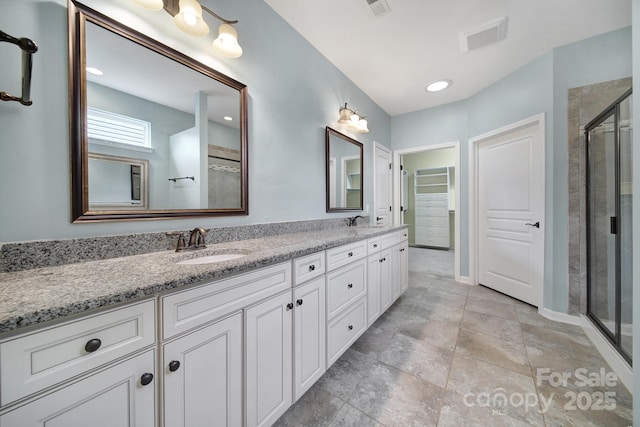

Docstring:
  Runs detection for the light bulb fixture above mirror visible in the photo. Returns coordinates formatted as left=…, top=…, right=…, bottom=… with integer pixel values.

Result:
left=337, top=103, right=369, bottom=133
left=131, top=0, right=243, bottom=58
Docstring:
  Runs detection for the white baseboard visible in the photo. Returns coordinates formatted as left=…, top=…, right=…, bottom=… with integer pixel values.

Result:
left=580, top=315, right=633, bottom=393
left=539, top=308, right=581, bottom=325
left=456, top=275, right=473, bottom=285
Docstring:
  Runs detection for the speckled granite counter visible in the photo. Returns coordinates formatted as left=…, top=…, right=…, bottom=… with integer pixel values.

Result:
left=0, top=225, right=406, bottom=335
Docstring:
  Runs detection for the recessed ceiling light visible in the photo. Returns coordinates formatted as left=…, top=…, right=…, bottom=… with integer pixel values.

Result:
left=86, top=67, right=103, bottom=76
left=223, top=116, right=233, bottom=121
left=425, top=79, right=452, bottom=92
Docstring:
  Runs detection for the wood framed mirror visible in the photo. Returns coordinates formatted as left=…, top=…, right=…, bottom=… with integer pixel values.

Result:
left=69, top=0, right=248, bottom=222
left=325, top=127, right=363, bottom=212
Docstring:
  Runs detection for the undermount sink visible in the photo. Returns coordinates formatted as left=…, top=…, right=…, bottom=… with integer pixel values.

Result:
left=176, top=253, right=248, bottom=265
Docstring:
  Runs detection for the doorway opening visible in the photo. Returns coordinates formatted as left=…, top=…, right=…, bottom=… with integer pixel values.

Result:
left=394, top=142, right=460, bottom=281
left=585, top=88, right=633, bottom=365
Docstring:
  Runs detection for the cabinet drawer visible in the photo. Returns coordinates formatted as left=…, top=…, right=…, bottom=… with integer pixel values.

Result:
left=367, top=237, right=381, bottom=254
left=380, top=230, right=408, bottom=249
left=162, top=262, right=291, bottom=339
left=293, top=251, right=325, bottom=286
left=326, top=240, right=367, bottom=271
left=326, top=259, right=366, bottom=319
left=0, top=299, right=155, bottom=406
left=327, top=297, right=367, bottom=366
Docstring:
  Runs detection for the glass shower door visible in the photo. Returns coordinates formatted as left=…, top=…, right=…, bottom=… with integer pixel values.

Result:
left=586, top=89, right=633, bottom=364
left=587, top=112, right=617, bottom=339
left=619, top=94, right=633, bottom=356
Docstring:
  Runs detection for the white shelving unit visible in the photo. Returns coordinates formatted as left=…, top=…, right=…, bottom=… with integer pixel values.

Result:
left=414, top=167, right=451, bottom=248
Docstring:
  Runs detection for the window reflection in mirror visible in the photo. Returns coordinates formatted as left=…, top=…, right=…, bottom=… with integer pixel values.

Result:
left=326, top=127, right=363, bottom=212
left=69, top=1, right=248, bottom=221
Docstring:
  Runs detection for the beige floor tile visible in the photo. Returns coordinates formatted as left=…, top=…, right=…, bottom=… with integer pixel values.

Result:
left=327, top=403, right=385, bottom=427
left=438, top=390, right=537, bottom=427
left=378, top=332, right=454, bottom=388
left=313, top=348, right=377, bottom=401
left=447, top=353, right=545, bottom=426
left=461, top=310, right=524, bottom=343
left=464, top=298, right=519, bottom=321
left=347, top=362, right=444, bottom=427
left=456, top=328, right=531, bottom=375
left=274, top=386, right=344, bottom=427
left=398, top=316, right=460, bottom=351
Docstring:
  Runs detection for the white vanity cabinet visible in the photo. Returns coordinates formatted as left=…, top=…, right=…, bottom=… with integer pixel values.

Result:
left=368, top=230, right=409, bottom=324
left=162, top=313, right=242, bottom=427
left=325, top=240, right=368, bottom=367
left=160, top=261, right=291, bottom=427
left=0, top=300, right=157, bottom=427
left=245, top=291, right=293, bottom=427
left=292, top=276, right=326, bottom=401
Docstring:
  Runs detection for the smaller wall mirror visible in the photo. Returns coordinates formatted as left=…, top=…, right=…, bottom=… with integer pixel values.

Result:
left=326, top=127, right=363, bottom=212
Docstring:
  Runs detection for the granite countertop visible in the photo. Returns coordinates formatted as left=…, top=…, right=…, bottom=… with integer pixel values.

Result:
left=0, top=225, right=406, bottom=335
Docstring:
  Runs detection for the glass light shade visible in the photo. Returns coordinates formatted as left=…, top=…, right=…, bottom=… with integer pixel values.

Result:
left=174, top=0, right=210, bottom=37
left=357, top=118, right=369, bottom=133
left=132, top=0, right=163, bottom=10
left=338, top=107, right=352, bottom=124
left=213, top=24, right=243, bottom=58
left=350, top=113, right=360, bottom=124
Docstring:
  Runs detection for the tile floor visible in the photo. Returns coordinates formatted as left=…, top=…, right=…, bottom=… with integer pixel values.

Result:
left=274, top=271, right=633, bottom=426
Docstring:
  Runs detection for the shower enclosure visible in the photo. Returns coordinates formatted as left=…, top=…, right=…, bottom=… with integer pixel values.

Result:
left=586, top=88, right=633, bottom=364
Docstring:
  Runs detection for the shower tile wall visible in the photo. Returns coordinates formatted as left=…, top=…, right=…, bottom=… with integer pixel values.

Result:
left=567, top=77, right=631, bottom=315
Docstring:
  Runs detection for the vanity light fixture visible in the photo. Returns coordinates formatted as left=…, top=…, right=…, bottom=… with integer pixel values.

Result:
left=337, top=103, right=369, bottom=133
left=425, top=79, right=452, bottom=92
left=131, top=0, right=243, bottom=58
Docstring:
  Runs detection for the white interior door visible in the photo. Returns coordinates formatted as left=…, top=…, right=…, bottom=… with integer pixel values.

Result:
left=477, top=120, right=544, bottom=306
left=374, top=143, right=392, bottom=225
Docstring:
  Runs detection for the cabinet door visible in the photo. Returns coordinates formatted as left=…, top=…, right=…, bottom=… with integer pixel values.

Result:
left=379, top=248, right=393, bottom=312
left=245, top=292, right=292, bottom=427
left=0, top=350, right=156, bottom=427
left=366, top=255, right=381, bottom=326
left=293, top=277, right=326, bottom=401
left=163, top=313, right=242, bottom=427
left=399, top=242, right=409, bottom=294
left=391, top=243, right=402, bottom=301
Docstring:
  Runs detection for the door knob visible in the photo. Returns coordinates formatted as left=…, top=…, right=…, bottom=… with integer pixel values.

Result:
left=525, top=221, right=540, bottom=228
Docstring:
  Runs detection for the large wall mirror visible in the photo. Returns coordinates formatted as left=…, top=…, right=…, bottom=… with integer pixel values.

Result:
left=69, top=1, right=248, bottom=222
left=326, top=127, right=363, bottom=212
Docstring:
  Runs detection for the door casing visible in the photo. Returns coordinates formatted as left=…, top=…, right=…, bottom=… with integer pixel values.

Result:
left=468, top=113, right=546, bottom=309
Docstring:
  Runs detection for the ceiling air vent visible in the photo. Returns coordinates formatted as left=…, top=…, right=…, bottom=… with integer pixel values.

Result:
left=364, top=0, right=391, bottom=17
left=459, top=17, right=508, bottom=53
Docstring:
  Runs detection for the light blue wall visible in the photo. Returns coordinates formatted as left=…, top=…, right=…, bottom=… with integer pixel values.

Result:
left=391, top=27, right=631, bottom=312
left=0, top=0, right=390, bottom=243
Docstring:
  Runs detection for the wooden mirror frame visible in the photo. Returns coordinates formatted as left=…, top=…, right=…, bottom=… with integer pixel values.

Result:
left=325, top=126, right=364, bottom=212
left=69, top=1, right=248, bottom=222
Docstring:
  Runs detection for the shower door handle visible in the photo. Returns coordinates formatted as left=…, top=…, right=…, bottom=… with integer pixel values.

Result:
left=525, top=221, right=540, bottom=229
left=610, top=217, right=617, bottom=234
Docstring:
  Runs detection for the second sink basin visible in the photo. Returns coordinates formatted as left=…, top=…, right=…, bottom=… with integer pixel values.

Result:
left=176, top=253, right=248, bottom=265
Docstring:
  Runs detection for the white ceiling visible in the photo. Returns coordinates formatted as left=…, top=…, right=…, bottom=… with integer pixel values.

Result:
left=264, top=0, right=632, bottom=117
